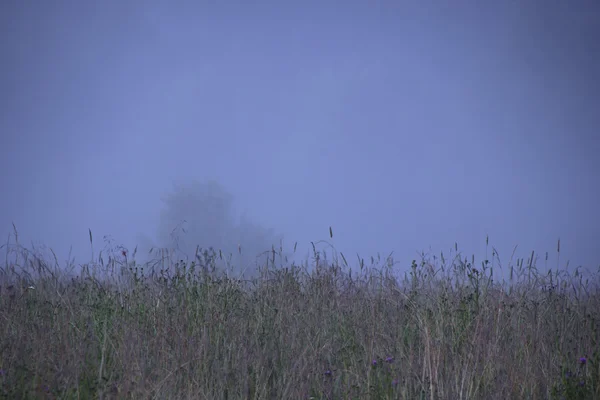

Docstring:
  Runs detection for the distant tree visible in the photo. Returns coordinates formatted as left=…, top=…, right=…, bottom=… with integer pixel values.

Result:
left=156, top=179, right=284, bottom=278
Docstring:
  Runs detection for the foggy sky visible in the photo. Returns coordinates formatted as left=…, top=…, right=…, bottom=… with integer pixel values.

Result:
left=1, top=1, right=599, bottom=280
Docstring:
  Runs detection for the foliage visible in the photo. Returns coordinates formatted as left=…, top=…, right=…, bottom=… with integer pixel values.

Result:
left=0, top=235, right=598, bottom=399
left=156, top=179, right=285, bottom=278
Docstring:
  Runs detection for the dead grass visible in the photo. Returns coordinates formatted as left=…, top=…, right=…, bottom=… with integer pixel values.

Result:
left=0, top=237, right=598, bottom=399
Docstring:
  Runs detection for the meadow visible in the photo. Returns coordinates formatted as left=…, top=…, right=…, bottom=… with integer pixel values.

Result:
left=0, top=236, right=598, bottom=400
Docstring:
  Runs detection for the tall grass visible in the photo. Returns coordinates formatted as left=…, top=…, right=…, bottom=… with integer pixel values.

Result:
left=0, top=234, right=598, bottom=399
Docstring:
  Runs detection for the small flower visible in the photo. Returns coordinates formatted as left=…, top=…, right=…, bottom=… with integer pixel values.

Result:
left=372, top=359, right=377, bottom=367
left=324, top=369, right=332, bottom=377
left=580, top=357, right=587, bottom=365
left=385, top=356, right=394, bottom=363
left=392, top=379, right=399, bottom=386
left=0, top=369, right=5, bottom=376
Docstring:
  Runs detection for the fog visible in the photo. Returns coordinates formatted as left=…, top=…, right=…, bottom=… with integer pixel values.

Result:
left=1, top=1, right=599, bottom=282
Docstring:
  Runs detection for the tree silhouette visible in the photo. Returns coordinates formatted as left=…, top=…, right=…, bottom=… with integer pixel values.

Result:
left=156, top=179, right=284, bottom=278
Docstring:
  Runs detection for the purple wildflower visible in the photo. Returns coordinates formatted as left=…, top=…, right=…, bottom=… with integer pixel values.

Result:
left=385, top=356, right=394, bottom=363
left=579, top=357, right=587, bottom=365
left=324, top=369, right=332, bottom=377
left=372, top=359, right=377, bottom=367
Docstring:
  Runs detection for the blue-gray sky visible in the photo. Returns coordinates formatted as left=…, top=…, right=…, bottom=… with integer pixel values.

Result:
left=1, top=1, right=599, bottom=279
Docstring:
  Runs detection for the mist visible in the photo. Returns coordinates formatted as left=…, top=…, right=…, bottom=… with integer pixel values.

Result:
left=1, top=1, right=599, bottom=283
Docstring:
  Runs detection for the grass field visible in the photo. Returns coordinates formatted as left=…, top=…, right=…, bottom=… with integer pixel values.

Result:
left=0, top=236, right=598, bottom=399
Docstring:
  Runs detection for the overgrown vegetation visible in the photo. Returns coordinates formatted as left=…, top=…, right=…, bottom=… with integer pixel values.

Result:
left=1, top=232, right=598, bottom=399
